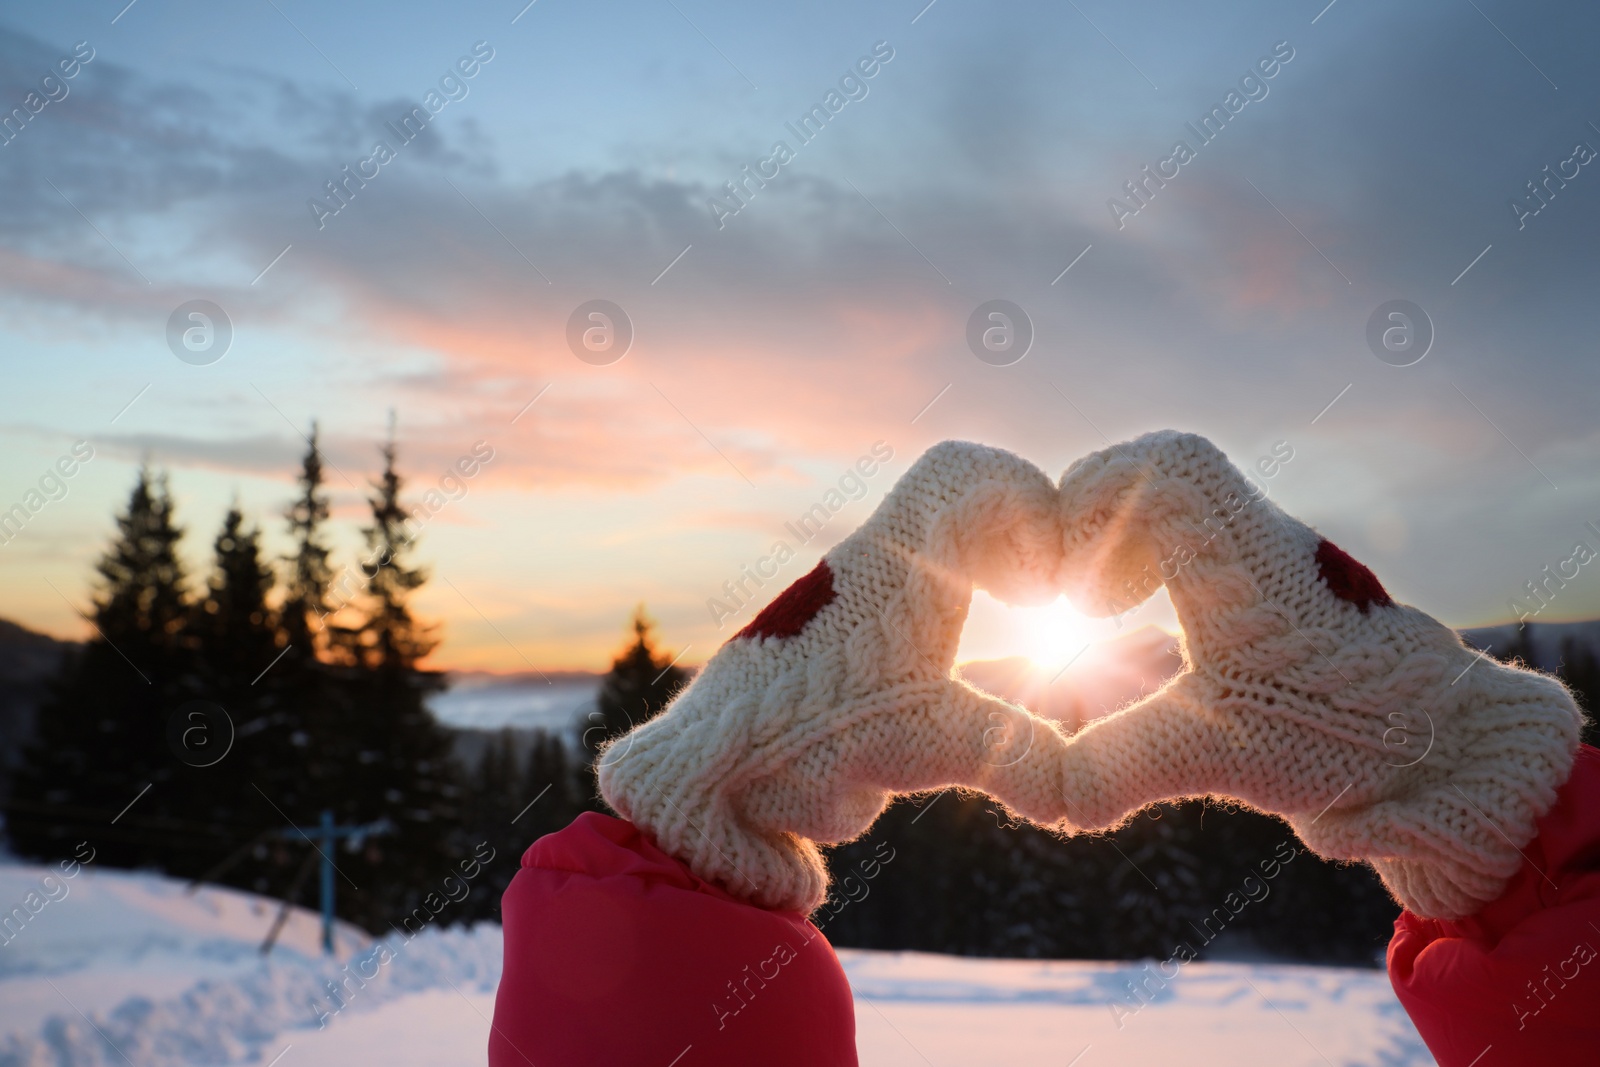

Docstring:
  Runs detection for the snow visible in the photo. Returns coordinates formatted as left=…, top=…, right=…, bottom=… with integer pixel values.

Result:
left=845, top=952, right=1433, bottom=1066
left=426, top=675, right=598, bottom=733
left=0, top=861, right=1435, bottom=1066
left=0, top=863, right=498, bottom=1067
left=0, top=860, right=357, bottom=1029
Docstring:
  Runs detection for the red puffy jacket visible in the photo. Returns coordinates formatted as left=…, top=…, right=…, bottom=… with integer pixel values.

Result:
left=1388, top=744, right=1600, bottom=1066
left=489, top=812, right=858, bottom=1067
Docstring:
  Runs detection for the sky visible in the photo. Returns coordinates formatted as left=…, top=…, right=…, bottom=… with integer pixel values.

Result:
left=1, top=0, right=1598, bottom=672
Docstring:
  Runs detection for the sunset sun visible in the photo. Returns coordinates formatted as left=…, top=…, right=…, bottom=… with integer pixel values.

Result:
left=1022, top=597, right=1100, bottom=674
left=956, top=591, right=1106, bottom=675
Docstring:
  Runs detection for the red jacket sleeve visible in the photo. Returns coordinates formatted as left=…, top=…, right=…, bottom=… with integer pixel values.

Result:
left=1388, top=744, right=1600, bottom=1066
left=489, top=812, right=858, bottom=1067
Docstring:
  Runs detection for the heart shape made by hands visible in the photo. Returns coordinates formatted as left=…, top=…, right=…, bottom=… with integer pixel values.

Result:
left=599, top=440, right=1077, bottom=914
left=1052, top=430, right=1581, bottom=919
left=600, top=434, right=1583, bottom=920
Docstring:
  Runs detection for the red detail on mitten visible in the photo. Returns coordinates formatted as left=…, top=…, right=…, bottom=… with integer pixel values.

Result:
left=1315, top=539, right=1393, bottom=613
left=736, top=559, right=837, bottom=641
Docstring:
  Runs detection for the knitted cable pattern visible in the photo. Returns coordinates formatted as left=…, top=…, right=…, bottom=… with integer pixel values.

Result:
left=598, top=441, right=1075, bottom=914
left=1055, top=430, right=1584, bottom=919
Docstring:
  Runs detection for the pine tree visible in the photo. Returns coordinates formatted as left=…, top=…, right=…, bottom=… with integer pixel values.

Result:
left=195, top=504, right=279, bottom=683
left=518, top=728, right=584, bottom=847
left=583, top=605, right=689, bottom=761
left=1557, top=636, right=1600, bottom=748
left=282, top=425, right=335, bottom=659
left=6, top=468, right=207, bottom=869
left=263, top=428, right=346, bottom=827
left=94, top=467, right=190, bottom=648
left=1495, top=623, right=1538, bottom=670
left=189, top=504, right=297, bottom=893
left=334, top=425, right=459, bottom=929
left=356, top=426, right=436, bottom=672
left=455, top=729, right=523, bottom=924
left=451, top=727, right=584, bottom=925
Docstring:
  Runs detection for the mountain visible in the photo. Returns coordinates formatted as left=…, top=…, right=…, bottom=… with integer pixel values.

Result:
left=0, top=619, right=78, bottom=776
left=962, top=618, right=1600, bottom=735
left=958, top=625, right=1182, bottom=731
left=426, top=669, right=602, bottom=736
left=1461, top=618, right=1600, bottom=671
left=2, top=615, right=1596, bottom=759
left=427, top=625, right=1184, bottom=745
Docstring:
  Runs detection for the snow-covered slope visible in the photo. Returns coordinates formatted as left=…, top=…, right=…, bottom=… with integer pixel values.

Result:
left=0, top=862, right=499, bottom=1067
left=844, top=951, right=1434, bottom=1066
left=0, top=861, right=1435, bottom=1066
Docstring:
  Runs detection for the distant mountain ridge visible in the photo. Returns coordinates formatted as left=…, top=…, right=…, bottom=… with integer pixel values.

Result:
left=958, top=625, right=1183, bottom=731
left=964, top=618, right=1600, bottom=731
left=1460, top=619, right=1600, bottom=672
left=0, top=619, right=78, bottom=776
left=2, top=616, right=1597, bottom=750
left=441, top=668, right=604, bottom=687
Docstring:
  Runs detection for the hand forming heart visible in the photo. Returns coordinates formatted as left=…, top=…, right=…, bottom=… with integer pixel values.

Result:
left=599, top=434, right=1583, bottom=920
left=599, top=441, right=1076, bottom=913
left=1054, top=430, right=1582, bottom=919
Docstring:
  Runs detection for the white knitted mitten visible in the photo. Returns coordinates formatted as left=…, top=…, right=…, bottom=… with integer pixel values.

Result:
left=598, top=442, right=1075, bottom=913
left=1055, top=430, right=1583, bottom=919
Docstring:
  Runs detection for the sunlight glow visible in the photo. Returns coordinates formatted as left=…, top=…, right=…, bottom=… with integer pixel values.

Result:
left=1022, top=598, right=1099, bottom=673
left=955, top=591, right=1115, bottom=673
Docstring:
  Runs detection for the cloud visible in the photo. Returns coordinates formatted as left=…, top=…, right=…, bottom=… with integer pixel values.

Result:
left=6, top=4, right=1600, bottom=667
left=89, top=429, right=303, bottom=474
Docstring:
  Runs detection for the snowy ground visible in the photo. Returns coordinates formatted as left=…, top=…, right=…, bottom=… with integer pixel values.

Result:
left=0, top=862, right=1434, bottom=1066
